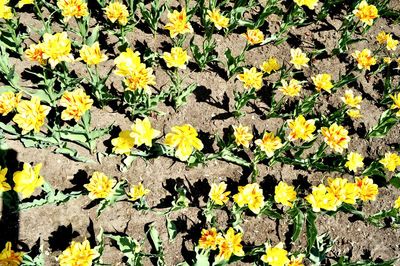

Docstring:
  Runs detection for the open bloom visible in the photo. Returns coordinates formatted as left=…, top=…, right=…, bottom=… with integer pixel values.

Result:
left=0, top=167, right=11, bottom=193
left=288, top=115, right=316, bottom=141
left=57, top=0, right=88, bottom=22
left=124, top=67, right=156, bottom=93
left=386, top=34, right=398, bottom=51
left=294, top=0, right=318, bottom=9
left=84, top=171, right=116, bottom=199
left=233, top=124, right=253, bottom=148
left=162, top=47, right=190, bottom=69
left=305, top=184, right=339, bottom=212
left=353, top=0, right=379, bottom=26
left=207, top=9, right=229, bottom=30
left=237, top=67, right=263, bottom=90
left=104, top=1, right=129, bottom=25
left=290, top=48, right=309, bottom=70
left=165, top=124, right=204, bottom=161
left=0, top=91, right=21, bottom=116
left=355, top=176, right=378, bottom=201
left=352, top=48, right=377, bottom=70
left=347, top=109, right=362, bottom=119
left=255, top=132, right=283, bottom=157
left=79, top=42, right=108, bottom=65
left=321, top=123, right=350, bottom=153
left=0, top=242, right=23, bottom=265
left=209, top=182, right=230, bottom=205
left=41, top=32, right=74, bottom=68
left=216, top=228, right=244, bottom=261
left=0, top=0, right=13, bottom=19
left=376, top=31, right=389, bottom=44
left=345, top=152, right=364, bottom=172
left=327, top=177, right=359, bottom=205
left=13, top=96, right=51, bottom=135
left=274, top=181, right=297, bottom=207
left=17, top=0, right=33, bottom=8
left=25, top=43, right=46, bottom=65
left=243, top=28, right=264, bottom=45
left=261, top=242, right=290, bottom=266
left=379, top=152, right=400, bottom=172
left=58, top=240, right=98, bottom=266
left=394, top=196, right=400, bottom=209
left=312, top=73, right=333, bottom=93
left=279, top=79, right=302, bottom=97
left=13, top=163, right=44, bottom=198
left=114, top=48, right=142, bottom=77
left=111, top=130, right=135, bottom=155
left=260, top=57, right=280, bottom=74
left=198, top=228, right=221, bottom=250
left=128, top=182, right=150, bottom=201
left=341, top=90, right=362, bottom=109
left=391, top=93, right=400, bottom=117
left=60, top=89, right=93, bottom=121
left=164, top=9, right=193, bottom=38
left=288, top=254, right=305, bottom=266
left=233, top=183, right=264, bottom=214
left=130, top=117, right=161, bottom=147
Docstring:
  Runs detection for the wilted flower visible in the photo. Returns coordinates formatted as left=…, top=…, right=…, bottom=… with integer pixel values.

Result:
left=237, top=67, right=263, bottom=90
left=261, top=242, right=290, bottom=266
left=345, top=152, right=364, bottom=172
left=293, top=0, right=318, bottom=9
left=279, top=79, right=302, bottom=97
left=233, top=124, right=253, bottom=148
left=60, top=89, right=93, bottom=121
left=104, top=1, right=129, bottom=25
left=111, top=130, right=135, bottom=155
left=0, top=167, right=11, bottom=193
left=290, top=48, right=309, bottom=70
left=198, top=228, right=221, bottom=250
left=128, top=182, right=150, bottom=201
left=352, top=48, right=377, bottom=70
left=243, top=28, right=264, bottom=45
left=164, top=9, right=193, bottom=38
left=0, top=92, right=21, bottom=116
left=165, top=124, right=204, bottom=161
left=353, top=0, right=379, bottom=26
left=58, top=240, right=98, bottom=266
left=260, top=57, right=280, bottom=74
left=13, top=163, right=44, bottom=198
left=207, top=9, right=229, bottom=30
left=84, top=171, right=116, bottom=199
left=321, top=123, right=350, bottom=153
left=255, top=132, right=283, bottom=157
left=312, top=73, right=333, bottom=93
left=355, top=176, right=378, bottom=201
left=57, top=0, right=88, bottom=22
left=209, top=182, right=230, bottom=205
left=0, top=242, right=23, bottom=265
left=288, top=115, right=316, bottom=141
left=41, top=32, right=74, bottom=68
left=341, top=90, right=362, bottom=109
left=379, top=152, right=400, bottom=172
left=216, top=228, right=244, bottom=261
left=130, top=117, right=161, bottom=147
left=162, top=47, right=190, bottom=69
left=79, top=42, right=108, bottom=65
left=274, top=181, right=297, bottom=207
left=233, top=183, right=264, bottom=214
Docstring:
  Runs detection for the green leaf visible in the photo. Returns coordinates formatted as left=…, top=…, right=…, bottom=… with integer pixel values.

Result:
left=106, top=234, right=142, bottom=266
left=390, top=172, right=400, bottom=189
left=308, top=233, right=333, bottom=265
left=288, top=206, right=304, bottom=242
left=367, top=110, right=398, bottom=138
left=166, top=218, right=178, bottom=241
left=306, top=209, right=317, bottom=253
left=96, top=180, right=127, bottom=216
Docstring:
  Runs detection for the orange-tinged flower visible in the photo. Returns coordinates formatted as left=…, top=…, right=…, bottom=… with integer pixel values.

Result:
left=25, top=43, right=46, bottom=65
left=13, top=163, right=44, bottom=198
left=207, top=9, right=229, bottom=30
left=164, top=9, right=193, bottom=38
left=345, top=152, right=364, bottom=172
left=260, top=57, right=280, bottom=74
left=279, top=79, right=302, bottom=97
left=209, top=182, right=230, bottom=205
left=353, top=0, right=379, bottom=26
left=341, top=90, right=362, bottom=109
left=124, top=67, right=156, bottom=93
left=327, top=177, right=349, bottom=204
left=233, top=124, right=253, bottom=148
left=293, top=0, right=318, bottom=9
left=40, top=32, right=74, bottom=68
left=312, top=73, right=333, bottom=93
left=255, top=132, right=283, bottom=157
left=290, top=48, right=309, bottom=70
left=59, top=89, right=93, bottom=121
left=58, top=240, right=98, bottom=266
left=321, top=123, right=350, bottom=153
left=352, top=48, right=377, bottom=70
left=390, top=93, right=400, bottom=117
left=379, top=152, right=400, bottom=172
left=104, top=1, right=129, bottom=25
left=288, top=254, right=305, bottom=266
left=274, top=181, right=297, bottom=207
left=198, top=228, right=221, bottom=250
left=84, top=171, right=116, bottom=199
left=0, top=92, right=21, bottom=116
left=216, top=228, right=244, bottom=261
left=237, top=67, right=263, bottom=90
left=355, top=176, right=378, bottom=201
left=79, top=42, right=108, bottom=65
left=233, top=183, right=264, bottom=214
left=0, top=242, right=23, bottom=266
left=162, top=47, right=190, bottom=69
left=57, top=0, right=88, bottom=22
left=111, top=130, right=135, bottom=155
left=165, top=124, right=204, bottom=161
left=261, top=242, right=290, bottom=266
left=243, top=28, right=264, bottom=45
left=288, top=115, right=316, bottom=141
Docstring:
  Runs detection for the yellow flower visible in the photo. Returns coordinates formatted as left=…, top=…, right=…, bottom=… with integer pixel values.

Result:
left=0, top=166, right=11, bottom=193
left=165, top=124, right=204, bottom=161
left=261, top=242, right=290, bottom=266
left=114, top=48, right=142, bottom=77
left=321, top=123, right=350, bottom=153
left=164, top=9, right=193, bottom=38
left=0, top=242, right=23, bottom=266
left=111, top=130, right=135, bottom=155
left=243, top=28, right=264, bottom=45
left=104, top=1, right=129, bottom=25
left=233, top=183, right=264, bottom=214
left=237, top=67, right=263, bottom=90
left=233, top=124, right=253, bottom=148
left=341, top=90, right=362, bottom=109
left=198, top=228, right=221, bottom=250
left=288, top=115, right=316, bottom=141
left=345, top=152, right=364, bottom=172
left=216, top=228, right=244, bottom=261
left=58, top=240, right=98, bottom=266
left=255, top=132, right=283, bottom=157
left=79, top=42, right=108, bottom=65
left=25, top=43, right=46, bottom=65
left=390, top=93, right=400, bottom=117
left=386, top=35, right=398, bottom=51
left=84, top=171, right=116, bottom=199
left=383, top=57, right=392, bottom=64
left=274, top=181, right=297, bottom=207
left=0, top=92, right=21, bottom=116
left=41, top=32, right=73, bottom=68
left=376, top=31, right=389, bottom=44
left=327, top=177, right=350, bottom=205
left=290, top=48, right=309, bottom=70
left=352, top=48, right=377, bottom=70
left=279, top=79, right=302, bottom=97
left=353, top=0, right=379, bottom=26
left=293, top=0, right=318, bottom=9
left=13, top=96, right=51, bottom=135
left=209, top=182, right=230, bottom=205
left=305, top=184, right=339, bottom=212
left=260, top=57, right=280, bottom=74
left=394, top=196, right=400, bottom=209
left=0, top=0, right=13, bottom=19
left=207, top=9, right=229, bottom=30
left=17, top=0, right=33, bottom=8
left=312, top=73, right=333, bottom=93
left=379, top=152, right=400, bottom=172
left=130, top=117, right=160, bottom=147
left=347, top=109, right=363, bottom=119
left=57, top=0, right=88, bottom=22
left=59, top=89, right=93, bottom=121
left=162, top=47, right=190, bottom=69
left=128, top=182, right=150, bottom=201
left=288, top=254, right=305, bottom=266
left=124, top=67, right=156, bottom=93
left=13, top=163, right=44, bottom=198
left=355, top=176, right=378, bottom=201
